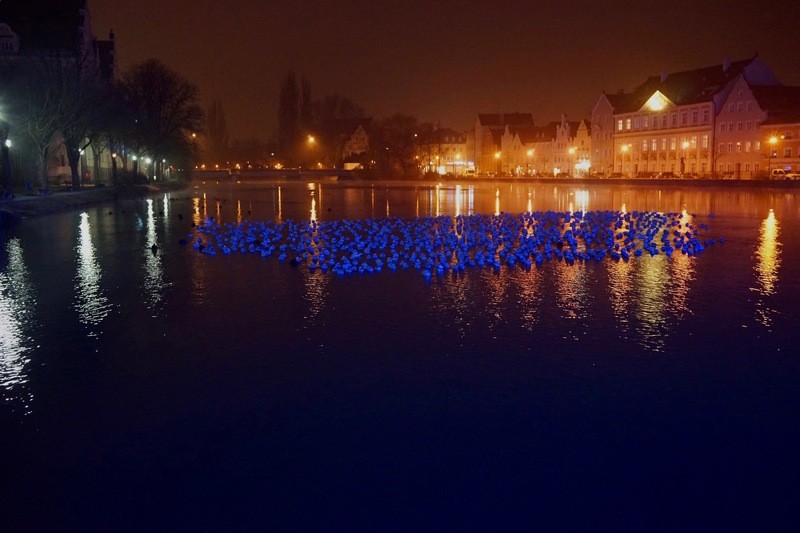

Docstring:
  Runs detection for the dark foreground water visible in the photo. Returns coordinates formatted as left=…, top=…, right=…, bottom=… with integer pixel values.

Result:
left=1, top=180, right=799, bottom=529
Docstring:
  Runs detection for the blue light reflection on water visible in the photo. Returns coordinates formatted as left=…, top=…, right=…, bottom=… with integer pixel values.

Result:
left=1, top=180, right=799, bottom=528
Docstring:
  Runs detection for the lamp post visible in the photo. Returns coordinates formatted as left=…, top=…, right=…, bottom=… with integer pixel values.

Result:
left=2, top=137, right=13, bottom=196
left=620, top=144, right=629, bottom=174
left=494, top=151, right=502, bottom=175
left=527, top=149, right=534, bottom=175
left=680, top=140, right=690, bottom=176
left=307, top=135, right=317, bottom=169
left=111, top=152, right=118, bottom=185
left=768, top=136, right=778, bottom=176
left=568, top=146, right=576, bottom=177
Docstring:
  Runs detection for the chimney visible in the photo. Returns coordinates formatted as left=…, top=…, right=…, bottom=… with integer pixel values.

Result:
left=661, top=71, right=668, bottom=82
left=723, top=58, right=731, bottom=72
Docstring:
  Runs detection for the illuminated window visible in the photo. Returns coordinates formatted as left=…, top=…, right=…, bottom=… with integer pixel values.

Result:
left=626, top=118, right=631, bottom=130
left=617, top=119, right=623, bottom=131
left=651, top=139, right=657, bottom=151
left=661, top=138, right=667, bottom=150
left=736, top=142, right=742, bottom=152
left=746, top=141, right=751, bottom=152
left=701, top=134, right=709, bottom=148
left=670, top=137, right=677, bottom=150
left=691, top=136, right=697, bottom=149
left=755, top=141, right=761, bottom=150
left=642, top=140, right=648, bottom=151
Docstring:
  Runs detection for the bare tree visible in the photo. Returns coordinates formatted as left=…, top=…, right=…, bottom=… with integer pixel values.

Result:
left=119, top=59, right=204, bottom=176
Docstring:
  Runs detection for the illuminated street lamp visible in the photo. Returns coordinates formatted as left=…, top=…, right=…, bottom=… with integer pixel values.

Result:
left=494, top=151, right=502, bottom=175
left=680, top=140, right=690, bottom=176
left=526, top=149, right=534, bottom=175
left=568, top=147, right=576, bottom=177
left=768, top=136, right=779, bottom=175
left=111, top=152, right=118, bottom=185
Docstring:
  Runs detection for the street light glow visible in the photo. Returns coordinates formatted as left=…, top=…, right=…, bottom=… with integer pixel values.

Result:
left=307, top=135, right=315, bottom=144
left=494, top=151, right=501, bottom=159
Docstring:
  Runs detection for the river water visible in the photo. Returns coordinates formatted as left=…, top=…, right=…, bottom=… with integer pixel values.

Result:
left=1, top=179, right=799, bottom=528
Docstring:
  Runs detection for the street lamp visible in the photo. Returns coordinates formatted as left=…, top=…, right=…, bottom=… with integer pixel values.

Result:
left=526, top=149, right=534, bottom=175
left=680, top=140, right=690, bottom=176
left=619, top=143, right=629, bottom=174
left=768, top=136, right=779, bottom=175
left=568, top=147, right=576, bottom=177
left=494, top=151, right=502, bottom=175
left=111, top=152, right=118, bottom=185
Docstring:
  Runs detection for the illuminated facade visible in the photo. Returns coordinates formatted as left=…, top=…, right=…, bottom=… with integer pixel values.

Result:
left=606, top=56, right=780, bottom=177
left=474, top=113, right=534, bottom=174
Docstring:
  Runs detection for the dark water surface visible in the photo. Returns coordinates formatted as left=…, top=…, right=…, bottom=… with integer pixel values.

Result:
left=1, top=180, right=799, bottom=529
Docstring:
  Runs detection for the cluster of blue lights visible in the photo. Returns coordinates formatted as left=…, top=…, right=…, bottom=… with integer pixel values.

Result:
left=186, top=210, right=723, bottom=278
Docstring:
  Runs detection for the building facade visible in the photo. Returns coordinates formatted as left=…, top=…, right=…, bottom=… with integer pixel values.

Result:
left=607, top=56, right=779, bottom=178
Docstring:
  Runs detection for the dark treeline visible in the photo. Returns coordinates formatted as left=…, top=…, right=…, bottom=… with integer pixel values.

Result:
left=0, top=51, right=203, bottom=192
left=275, top=71, right=441, bottom=178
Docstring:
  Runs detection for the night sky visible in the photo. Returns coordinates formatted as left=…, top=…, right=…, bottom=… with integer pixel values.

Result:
left=90, top=0, right=800, bottom=142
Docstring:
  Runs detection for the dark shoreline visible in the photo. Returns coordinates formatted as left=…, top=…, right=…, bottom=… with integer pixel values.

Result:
left=0, top=182, right=187, bottom=227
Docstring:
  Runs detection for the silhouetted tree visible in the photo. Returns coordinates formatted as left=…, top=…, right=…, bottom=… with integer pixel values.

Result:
left=278, top=71, right=299, bottom=163
left=119, top=59, right=204, bottom=176
left=373, top=114, right=419, bottom=178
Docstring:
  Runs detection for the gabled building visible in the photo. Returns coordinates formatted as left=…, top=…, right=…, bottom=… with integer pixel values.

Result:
left=319, top=118, right=372, bottom=168
left=604, top=56, right=779, bottom=177
left=591, top=92, right=635, bottom=174
left=474, top=113, right=534, bottom=174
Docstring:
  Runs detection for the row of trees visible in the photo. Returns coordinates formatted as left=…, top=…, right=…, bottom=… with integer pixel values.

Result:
left=0, top=51, right=204, bottom=192
left=275, top=71, right=455, bottom=178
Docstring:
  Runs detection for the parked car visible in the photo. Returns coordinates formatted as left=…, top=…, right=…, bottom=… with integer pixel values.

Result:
left=784, top=171, right=800, bottom=180
left=770, top=169, right=787, bottom=179
left=656, top=172, right=678, bottom=179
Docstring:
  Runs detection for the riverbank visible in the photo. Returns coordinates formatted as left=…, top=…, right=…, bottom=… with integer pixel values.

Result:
left=0, top=181, right=187, bottom=227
